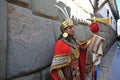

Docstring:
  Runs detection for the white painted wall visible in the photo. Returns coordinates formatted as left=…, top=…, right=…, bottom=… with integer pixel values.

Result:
left=56, top=0, right=93, bottom=23
left=56, top=0, right=117, bottom=30
left=99, top=1, right=117, bottom=30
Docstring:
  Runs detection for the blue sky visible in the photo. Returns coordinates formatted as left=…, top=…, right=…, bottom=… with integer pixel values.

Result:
left=116, top=0, right=120, bottom=35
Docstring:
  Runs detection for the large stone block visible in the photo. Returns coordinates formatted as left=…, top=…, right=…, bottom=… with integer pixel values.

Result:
left=12, top=72, right=41, bottom=80
left=7, top=0, right=32, bottom=9
left=7, top=0, right=31, bottom=6
left=74, top=25, right=90, bottom=41
left=0, top=0, right=7, bottom=80
left=7, top=3, right=55, bottom=79
left=17, top=0, right=31, bottom=5
left=41, top=66, right=50, bottom=80
left=31, top=0, right=58, bottom=18
left=52, top=20, right=61, bottom=41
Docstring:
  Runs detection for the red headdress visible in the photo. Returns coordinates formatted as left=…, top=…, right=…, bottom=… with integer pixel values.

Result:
left=90, top=22, right=100, bottom=33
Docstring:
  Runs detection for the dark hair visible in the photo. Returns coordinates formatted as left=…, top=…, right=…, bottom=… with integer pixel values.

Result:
left=57, top=34, right=63, bottom=40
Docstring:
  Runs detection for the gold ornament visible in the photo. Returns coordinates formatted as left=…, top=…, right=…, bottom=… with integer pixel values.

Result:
left=54, top=5, right=74, bottom=32
left=60, top=18, right=74, bottom=32
left=87, top=17, right=110, bottom=26
left=74, top=48, right=80, bottom=59
left=63, top=32, right=68, bottom=38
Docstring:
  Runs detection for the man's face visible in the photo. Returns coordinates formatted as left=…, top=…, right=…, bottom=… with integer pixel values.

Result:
left=64, top=25, right=74, bottom=36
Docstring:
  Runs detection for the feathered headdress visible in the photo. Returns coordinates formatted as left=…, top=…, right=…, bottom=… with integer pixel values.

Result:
left=54, top=4, right=74, bottom=32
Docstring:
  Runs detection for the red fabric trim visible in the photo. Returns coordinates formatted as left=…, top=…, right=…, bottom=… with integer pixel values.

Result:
left=51, top=70, right=59, bottom=80
left=79, top=49, right=87, bottom=80
left=54, top=39, right=71, bottom=56
left=50, top=39, right=71, bottom=80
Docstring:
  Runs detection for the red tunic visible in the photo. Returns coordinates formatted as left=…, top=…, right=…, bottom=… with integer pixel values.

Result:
left=50, top=39, right=71, bottom=80
left=50, top=39, right=87, bottom=80
left=79, top=49, right=87, bottom=80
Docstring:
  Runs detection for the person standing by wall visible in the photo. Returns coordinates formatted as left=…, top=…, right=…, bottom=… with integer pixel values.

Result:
left=49, top=17, right=94, bottom=80
left=50, top=18, right=82, bottom=80
left=49, top=4, right=92, bottom=80
left=86, top=22, right=105, bottom=80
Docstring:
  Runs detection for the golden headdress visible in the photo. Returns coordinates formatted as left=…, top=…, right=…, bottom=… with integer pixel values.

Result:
left=54, top=5, right=74, bottom=32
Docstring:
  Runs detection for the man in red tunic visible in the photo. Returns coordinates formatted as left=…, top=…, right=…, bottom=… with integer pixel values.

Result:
left=49, top=18, right=91, bottom=80
left=50, top=18, right=80, bottom=80
left=49, top=4, right=93, bottom=80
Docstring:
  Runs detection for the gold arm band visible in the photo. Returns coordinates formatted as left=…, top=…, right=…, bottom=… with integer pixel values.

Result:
left=86, top=40, right=91, bottom=45
left=57, top=68, right=65, bottom=79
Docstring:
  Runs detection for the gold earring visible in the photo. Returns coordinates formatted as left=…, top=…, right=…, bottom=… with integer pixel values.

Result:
left=63, top=32, right=68, bottom=38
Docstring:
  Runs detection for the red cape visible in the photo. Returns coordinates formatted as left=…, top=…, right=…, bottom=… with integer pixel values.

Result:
left=50, top=39, right=71, bottom=80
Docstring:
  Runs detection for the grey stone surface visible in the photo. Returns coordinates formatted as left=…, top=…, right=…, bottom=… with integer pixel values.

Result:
left=100, top=31, right=116, bottom=55
left=0, top=0, right=7, bottom=80
left=107, top=46, right=120, bottom=80
left=51, top=20, right=61, bottom=41
left=98, top=42, right=117, bottom=80
left=75, top=25, right=91, bottom=41
left=7, top=3, right=55, bottom=78
left=41, top=66, right=51, bottom=80
left=5, top=1, right=117, bottom=80
left=17, top=0, right=31, bottom=5
left=31, top=0, right=58, bottom=17
left=12, top=72, right=41, bottom=80
left=7, top=0, right=31, bottom=7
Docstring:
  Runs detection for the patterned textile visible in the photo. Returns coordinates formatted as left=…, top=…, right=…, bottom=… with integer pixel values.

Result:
left=51, top=54, right=71, bottom=69
left=89, top=34, right=104, bottom=53
left=86, top=48, right=93, bottom=74
left=50, top=39, right=81, bottom=80
left=86, top=34, right=105, bottom=80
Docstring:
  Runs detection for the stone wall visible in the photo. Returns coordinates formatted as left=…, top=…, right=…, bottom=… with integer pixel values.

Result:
left=0, top=0, right=7, bottom=80
left=0, top=0, right=117, bottom=80
left=7, top=3, right=55, bottom=80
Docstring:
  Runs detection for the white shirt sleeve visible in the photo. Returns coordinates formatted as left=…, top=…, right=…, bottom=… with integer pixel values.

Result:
left=93, top=42, right=103, bottom=66
left=97, top=42, right=103, bottom=55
